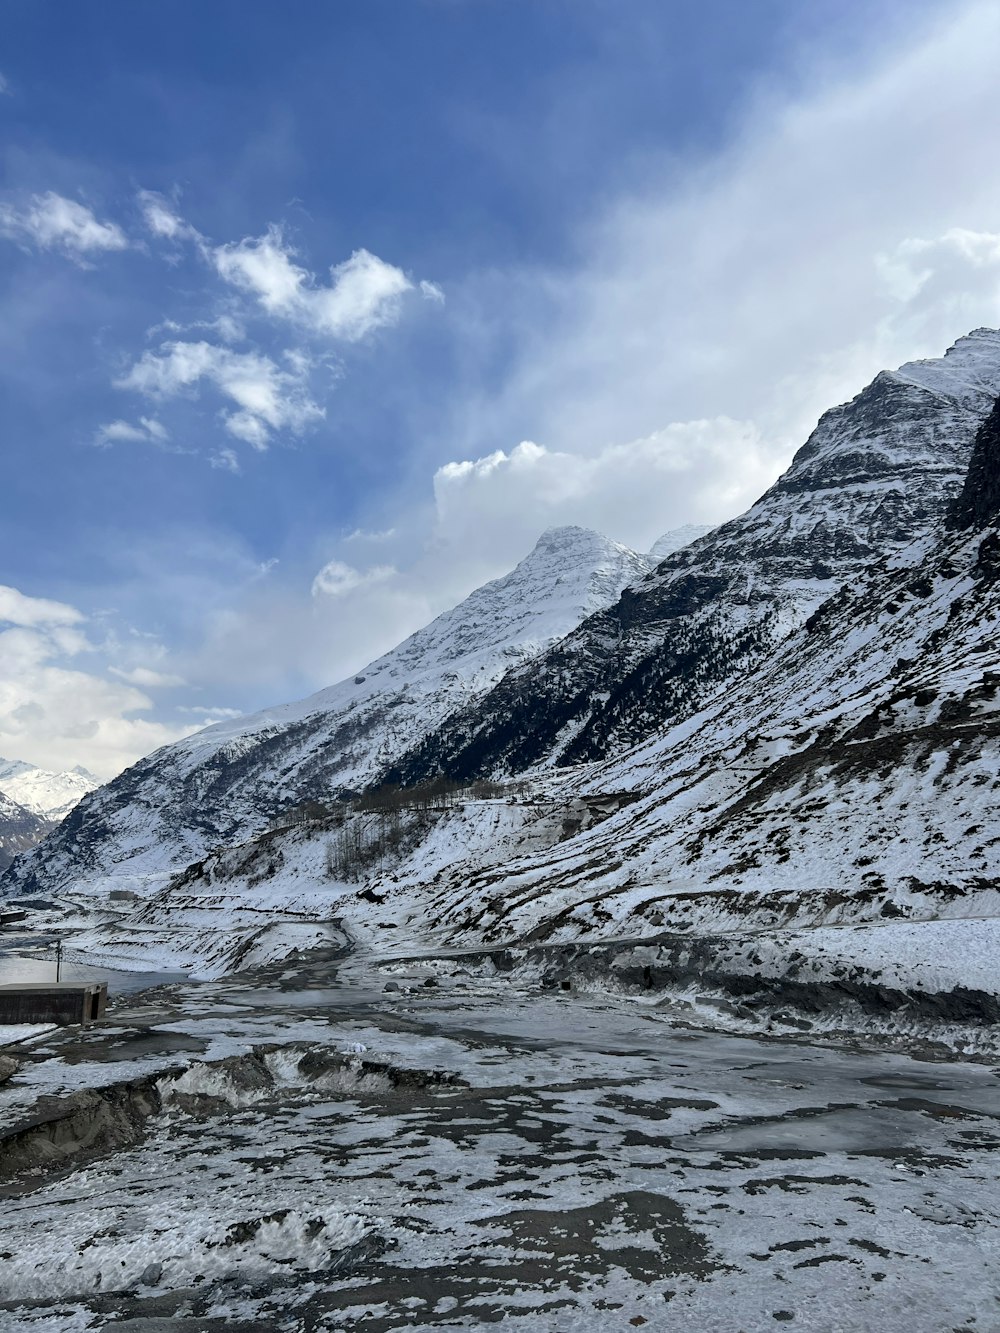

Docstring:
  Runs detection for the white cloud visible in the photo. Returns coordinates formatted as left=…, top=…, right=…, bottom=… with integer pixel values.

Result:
left=213, top=227, right=414, bottom=339
left=117, top=340, right=324, bottom=449
left=419, top=279, right=445, bottom=304
left=876, top=228, right=1000, bottom=303
left=179, top=704, right=242, bottom=720
left=448, top=2, right=1000, bottom=488
left=0, top=585, right=83, bottom=630
left=137, top=189, right=201, bottom=244
left=311, top=561, right=396, bottom=599
left=432, top=421, right=773, bottom=557
left=108, top=665, right=186, bottom=688
left=432, top=420, right=772, bottom=560
left=0, top=586, right=198, bottom=779
left=115, top=202, right=439, bottom=465
left=343, top=526, right=396, bottom=544
left=210, top=447, right=242, bottom=474
left=0, top=74, right=9, bottom=96
left=95, top=416, right=169, bottom=446
left=0, top=192, right=128, bottom=259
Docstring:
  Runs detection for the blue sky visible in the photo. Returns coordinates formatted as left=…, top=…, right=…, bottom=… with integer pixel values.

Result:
left=1, top=0, right=999, bottom=777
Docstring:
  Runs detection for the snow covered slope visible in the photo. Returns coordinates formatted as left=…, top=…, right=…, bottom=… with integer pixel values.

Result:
left=0, top=791, right=52, bottom=874
left=1, top=526, right=651, bottom=896
left=96, top=390, right=1000, bottom=1008
left=0, top=759, right=98, bottom=822
left=359, top=392, right=1000, bottom=951
left=647, top=524, right=715, bottom=562
left=385, top=329, right=1000, bottom=784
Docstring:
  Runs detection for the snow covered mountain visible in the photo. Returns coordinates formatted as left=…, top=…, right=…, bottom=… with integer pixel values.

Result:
left=0, top=526, right=653, bottom=895
left=90, top=382, right=1000, bottom=1002
left=0, top=758, right=98, bottom=823
left=647, top=524, right=715, bottom=562
left=7, top=325, right=1000, bottom=999
left=383, top=328, right=1000, bottom=785
left=0, top=791, right=52, bottom=874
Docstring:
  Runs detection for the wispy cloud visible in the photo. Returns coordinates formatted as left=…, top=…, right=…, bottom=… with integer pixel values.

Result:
left=95, top=416, right=169, bottom=447
left=0, top=192, right=128, bottom=260
left=117, top=340, right=324, bottom=449
left=136, top=189, right=202, bottom=245
left=178, top=704, right=242, bottom=720
left=209, top=447, right=242, bottom=474
left=108, top=665, right=186, bottom=688
left=0, top=74, right=10, bottom=96
left=311, top=560, right=396, bottom=598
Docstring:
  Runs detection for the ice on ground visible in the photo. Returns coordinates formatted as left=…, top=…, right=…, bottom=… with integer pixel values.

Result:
left=2, top=1194, right=366, bottom=1299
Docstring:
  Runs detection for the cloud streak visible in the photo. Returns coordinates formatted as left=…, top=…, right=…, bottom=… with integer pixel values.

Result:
left=311, top=560, right=397, bottom=599
left=0, top=192, right=128, bottom=259
left=95, top=416, right=169, bottom=447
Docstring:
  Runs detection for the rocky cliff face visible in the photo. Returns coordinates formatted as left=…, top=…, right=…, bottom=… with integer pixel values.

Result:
left=382, top=329, right=1000, bottom=786
left=0, top=526, right=654, bottom=896
left=948, top=394, right=1000, bottom=531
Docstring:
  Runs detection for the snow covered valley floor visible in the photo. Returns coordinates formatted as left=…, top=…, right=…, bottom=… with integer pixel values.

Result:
left=1, top=944, right=999, bottom=1332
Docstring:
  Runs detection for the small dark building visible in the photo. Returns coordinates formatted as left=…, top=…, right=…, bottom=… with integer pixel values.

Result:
left=0, top=982, right=108, bottom=1027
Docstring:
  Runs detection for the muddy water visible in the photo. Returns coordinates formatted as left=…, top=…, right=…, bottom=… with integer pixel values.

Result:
left=1, top=952, right=999, bottom=1331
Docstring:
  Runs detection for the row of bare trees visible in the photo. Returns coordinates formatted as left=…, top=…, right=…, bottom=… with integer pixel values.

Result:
left=267, top=777, right=531, bottom=879
left=274, top=776, right=530, bottom=832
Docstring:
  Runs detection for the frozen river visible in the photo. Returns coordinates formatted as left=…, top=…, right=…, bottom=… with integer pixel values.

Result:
left=0, top=942, right=186, bottom=993
left=0, top=945, right=998, bottom=1330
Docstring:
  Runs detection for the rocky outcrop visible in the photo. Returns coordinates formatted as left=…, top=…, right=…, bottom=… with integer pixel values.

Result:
left=948, top=395, right=1000, bottom=530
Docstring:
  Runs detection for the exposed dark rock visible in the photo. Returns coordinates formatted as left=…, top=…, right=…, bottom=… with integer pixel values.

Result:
left=0, top=1073, right=166, bottom=1184
left=948, top=394, right=1000, bottom=530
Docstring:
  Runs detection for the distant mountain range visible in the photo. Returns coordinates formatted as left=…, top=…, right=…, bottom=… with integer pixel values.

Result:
left=4, top=328, right=1000, bottom=1010
left=0, top=759, right=98, bottom=874
left=0, top=758, right=98, bottom=822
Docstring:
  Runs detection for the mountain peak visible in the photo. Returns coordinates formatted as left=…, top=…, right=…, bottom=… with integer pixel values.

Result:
left=527, top=525, right=627, bottom=560
left=648, top=524, right=715, bottom=563
left=892, top=326, right=1000, bottom=403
